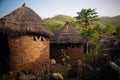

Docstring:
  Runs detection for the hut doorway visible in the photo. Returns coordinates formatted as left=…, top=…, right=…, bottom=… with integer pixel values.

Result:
left=0, top=33, right=9, bottom=74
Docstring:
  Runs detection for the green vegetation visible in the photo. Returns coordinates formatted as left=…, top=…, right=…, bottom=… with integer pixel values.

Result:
left=104, top=24, right=116, bottom=36
left=44, top=15, right=76, bottom=32
left=99, top=15, right=120, bottom=28
left=82, top=53, right=100, bottom=63
left=44, top=9, right=120, bottom=55
left=1, top=6, right=120, bottom=80
left=61, top=49, right=71, bottom=71
left=0, top=74, right=8, bottom=80
left=44, top=14, right=120, bottom=33
left=116, top=27, right=120, bottom=37
left=76, top=8, right=99, bottom=54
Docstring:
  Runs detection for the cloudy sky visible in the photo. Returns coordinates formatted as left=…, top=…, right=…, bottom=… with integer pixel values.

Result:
left=0, top=0, right=120, bottom=18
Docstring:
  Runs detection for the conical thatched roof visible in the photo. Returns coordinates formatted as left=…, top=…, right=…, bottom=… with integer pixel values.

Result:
left=51, top=22, right=85, bottom=44
left=0, top=6, right=53, bottom=37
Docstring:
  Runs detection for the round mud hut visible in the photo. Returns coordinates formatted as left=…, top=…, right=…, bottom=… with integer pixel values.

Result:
left=50, top=22, right=85, bottom=63
left=0, top=5, right=53, bottom=74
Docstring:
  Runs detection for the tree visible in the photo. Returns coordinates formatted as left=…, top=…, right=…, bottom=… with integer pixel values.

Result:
left=76, top=8, right=99, bottom=54
left=76, top=8, right=98, bottom=30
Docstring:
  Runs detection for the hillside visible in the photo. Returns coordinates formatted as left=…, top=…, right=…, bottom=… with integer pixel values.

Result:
left=44, top=15, right=120, bottom=32
left=44, top=15, right=76, bottom=32
left=99, top=15, right=120, bottom=27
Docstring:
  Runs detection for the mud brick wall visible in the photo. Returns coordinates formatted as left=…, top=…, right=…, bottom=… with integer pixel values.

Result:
left=8, top=35, right=50, bottom=73
left=50, top=45, right=84, bottom=63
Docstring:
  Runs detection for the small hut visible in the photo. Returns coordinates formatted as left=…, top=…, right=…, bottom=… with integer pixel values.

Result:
left=50, top=22, right=85, bottom=63
left=0, top=5, right=53, bottom=74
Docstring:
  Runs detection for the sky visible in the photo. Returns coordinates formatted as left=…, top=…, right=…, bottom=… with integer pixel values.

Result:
left=0, top=0, right=120, bottom=18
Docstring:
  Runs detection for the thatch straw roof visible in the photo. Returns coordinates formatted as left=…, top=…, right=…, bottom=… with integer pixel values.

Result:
left=51, top=22, right=85, bottom=44
left=0, top=6, right=53, bottom=37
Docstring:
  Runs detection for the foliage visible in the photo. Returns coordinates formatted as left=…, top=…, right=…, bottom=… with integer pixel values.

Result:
left=44, top=14, right=120, bottom=34
left=0, top=74, right=8, bottom=80
left=82, top=53, right=100, bottom=63
left=61, top=49, right=71, bottom=71
left=76, top=8, right=98, bottom=28
left=94, top=21, right=106, bottom=34
left=76, top=8, right=99, bottom=54
left=104, top=24, right=116, bottom=35
left=73, top=21, right=85, bottom=34
left=52, top=15, right=76, bottom=22
left=82, top=27, right=100, bottom=42
left=44, top=15, right=76, bottom=32
left=99, top=15, right=120, bottom=28
left=76, top=8, right=99, bottom=35
left=44, top=18, right=63, bottom=32
left=115, top=27, right=120, bottom=38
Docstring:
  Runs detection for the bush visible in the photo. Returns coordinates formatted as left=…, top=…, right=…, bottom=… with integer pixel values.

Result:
left=82, top=53, right=100, bottom=63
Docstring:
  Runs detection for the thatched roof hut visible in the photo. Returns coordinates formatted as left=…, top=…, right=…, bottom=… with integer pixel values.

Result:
left=50, top=22, right=85, bottom=63
left=51, top=22, right=84, bottom=44
left=0, top=6, right=53, bottom=37
left=0, top=5, right=53, bottom=74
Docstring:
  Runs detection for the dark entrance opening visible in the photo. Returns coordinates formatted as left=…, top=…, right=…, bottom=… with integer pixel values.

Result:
left=0, top=33, right=9, bottom=74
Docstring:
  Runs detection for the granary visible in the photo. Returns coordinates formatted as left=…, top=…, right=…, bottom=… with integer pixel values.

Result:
left=50, top=22, right=85, bottom=63
left=0, top=4, right=53, bottom=74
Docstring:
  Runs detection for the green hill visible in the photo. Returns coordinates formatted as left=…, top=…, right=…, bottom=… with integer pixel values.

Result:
left=44, top=15, right=76, bottom=32
left=44, top=15, right=120, bottom=32
left=99, top=15, right=120, bottom=27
